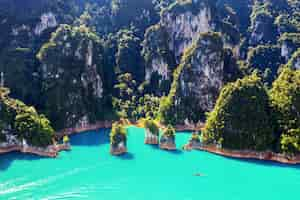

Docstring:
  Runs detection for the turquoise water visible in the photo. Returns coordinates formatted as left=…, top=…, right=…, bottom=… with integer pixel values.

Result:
left=1, top=126, right=300, bottom=200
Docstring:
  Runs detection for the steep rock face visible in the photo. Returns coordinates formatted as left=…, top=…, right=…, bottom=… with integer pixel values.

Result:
left=279, top=33, right=300, bottom=62
left=37, top=25, right=106, bottom=129
left=178, top=33, right=224, bottom=112
left=142, top=25, right=176, bottom=94
left=160, top=0, right=217, bottom=61
left=34, top=12, right=58, bottom=35
left=115, top=30, right=144, bottom=82
left=249, top=13, right=277, bottom=46
left=287, top=50, right=300, bottom=70
left=142, top=0, right=218, bottom=95
left=160, top=32, right=225, bottom=125
left=0, top=0, right=80, bottom=105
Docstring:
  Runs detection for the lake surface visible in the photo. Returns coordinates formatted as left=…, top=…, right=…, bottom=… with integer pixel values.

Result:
left=1, top=126, right=300, bottom=200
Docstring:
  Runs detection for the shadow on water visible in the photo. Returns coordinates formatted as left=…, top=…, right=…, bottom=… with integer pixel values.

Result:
left=164, top=149, right=183, bottom=155
left=70, top=129, right=110, bottom=146
left=148, top=144, right=159, bottom=150
left=117, top=152, right=135, bottom=160
left=0, top=152, right=46, bottom=171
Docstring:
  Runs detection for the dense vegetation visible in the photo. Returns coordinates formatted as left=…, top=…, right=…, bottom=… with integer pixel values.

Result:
left=202, top=74, right=275, bottom=151
left=270, top=68, right=300, bottom=154
left=0, top=88, right=54, bottom=147
left=203, top=67, right=300, bottom=155
left=0, top=0, right=300, bottom=154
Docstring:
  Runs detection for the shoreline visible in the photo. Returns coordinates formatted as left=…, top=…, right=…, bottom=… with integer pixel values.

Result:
left=0, top=144, right=70, bottom=158
left=198, top=145, right=300, bottom=165
left=2, top=122, right=300, bottom=165
left=0, top=121, right=111, bottom=158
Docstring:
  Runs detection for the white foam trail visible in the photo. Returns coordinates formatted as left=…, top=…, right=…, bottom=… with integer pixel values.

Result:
left=0, top=177, right=25, bottom=189
left=0, top=162, right=113, bottom=196
left=42, top=191, right=88, bottom=200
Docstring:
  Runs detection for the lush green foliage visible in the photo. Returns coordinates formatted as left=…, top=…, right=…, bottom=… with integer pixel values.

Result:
left=191, top=132, right=200, bottom=142
left=0, top=88, right=54, bottom=147
left=203, top=74, right=275, bottom=150
left=270, top=68, right=300, bottom=154
left=280, top=128, right=300, bottom=154
left=144, top=118, right=160, bottom=135
left=113, top=73, right=160, bottom=120
left=163, top=125, right=175, bottom=138
left=246, top=45, right=284, bottom=84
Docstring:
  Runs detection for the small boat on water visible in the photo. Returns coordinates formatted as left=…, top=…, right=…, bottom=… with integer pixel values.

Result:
left=193, top=173, right=204, bottom=177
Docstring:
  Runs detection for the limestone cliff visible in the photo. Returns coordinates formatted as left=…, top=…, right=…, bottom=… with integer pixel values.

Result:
left=160, top=32, right=225, bottom=125
left=0, top=0, right=80, bottom=106
left=142, top=0, right=219, bottom=95
left=279, top=33, right=300, bottom=62
left=37, top=25, right=107, bottom=129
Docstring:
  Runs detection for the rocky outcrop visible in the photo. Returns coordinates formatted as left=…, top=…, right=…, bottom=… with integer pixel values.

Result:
left=183, top=133, right=201, bottom=150
left=110, top=123, right=127, bottom=155
left=160, top=135, right=176, bottom=150
left=159, top=125, right=176, bottom=150
left=144, top=128, right=159, bottom=145
left=110, top=134, right=127, bottom=155
left=34, top=12, right=58, bottom=35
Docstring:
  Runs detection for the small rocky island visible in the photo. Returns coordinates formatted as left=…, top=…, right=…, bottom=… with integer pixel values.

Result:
left=144, top=118, right=159, bottom=145
left=184, top=132, right=202, bottom=151
left=160, top=125, right=176, bottom=150
left=110, top=122, right=127, bottom=155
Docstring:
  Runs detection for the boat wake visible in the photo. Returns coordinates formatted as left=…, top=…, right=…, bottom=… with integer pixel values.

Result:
left=0, top=162, right=113, bottom=197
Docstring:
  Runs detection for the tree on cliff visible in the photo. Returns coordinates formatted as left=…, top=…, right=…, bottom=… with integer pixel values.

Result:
left=270, top=67, right=300, bottom=154
left=202, top=73, right=275, bottom=150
